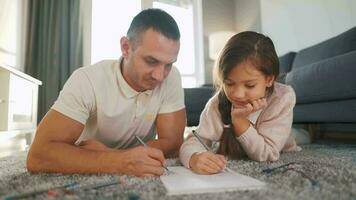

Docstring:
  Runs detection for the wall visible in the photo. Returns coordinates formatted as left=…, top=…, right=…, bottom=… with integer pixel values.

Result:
left=235, top=0, right=261, bottom=33
left=202, top=0, right=262, bottom=84
left=202, top=0, right=356, bottom=83
left=261, top=0, right=356, bottom=56
left=202, top=0, right=236, bottom=84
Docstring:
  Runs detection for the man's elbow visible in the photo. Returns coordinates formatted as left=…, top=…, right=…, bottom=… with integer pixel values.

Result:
left=26, top=150, right=42, bottom=173
left=26, top=144, right=49, bottom=173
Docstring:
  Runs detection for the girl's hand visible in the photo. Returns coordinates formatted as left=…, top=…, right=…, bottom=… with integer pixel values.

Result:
left=189, top=152, right=227, bottom=174
left=231, top=98, right=267, bottom=119
left=250, top=98, right=267, bottom=112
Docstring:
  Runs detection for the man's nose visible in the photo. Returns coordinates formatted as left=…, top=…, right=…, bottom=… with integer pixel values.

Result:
left=152, top=65, right=165, bottom=82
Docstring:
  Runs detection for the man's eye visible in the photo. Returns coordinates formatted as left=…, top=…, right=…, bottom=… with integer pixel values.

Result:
left=146, top=60, right=158, bottom=65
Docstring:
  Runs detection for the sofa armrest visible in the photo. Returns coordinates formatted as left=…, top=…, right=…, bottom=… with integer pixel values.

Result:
left=285, top=50, right=356, bottom=104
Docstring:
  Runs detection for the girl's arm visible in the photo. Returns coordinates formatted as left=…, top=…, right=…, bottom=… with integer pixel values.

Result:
left=236, top=87, right=296, bottom=162
left=179, top=96, right=223, bottom=168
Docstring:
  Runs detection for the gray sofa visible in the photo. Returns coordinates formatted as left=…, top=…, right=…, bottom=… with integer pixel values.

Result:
left=281, top=27, right=356, bottom=125
left=184, top=86, right=214, bottom=126
left=184, top=27, right=356, bottom=133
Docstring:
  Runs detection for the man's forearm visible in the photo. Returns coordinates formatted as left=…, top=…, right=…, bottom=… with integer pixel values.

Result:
left=147, top=138, right=182, bottom=158
left=27, top=142, right=124, bottom=174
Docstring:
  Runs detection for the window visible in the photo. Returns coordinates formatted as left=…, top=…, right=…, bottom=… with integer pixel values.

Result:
left=152, top=0, right=204, bottom=88
left=90, top=0, right=141, bottom=64
left=89, top=0, right=204, bottom=87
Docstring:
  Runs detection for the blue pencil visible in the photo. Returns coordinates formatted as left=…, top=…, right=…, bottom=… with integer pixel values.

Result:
left=4, top=182, right=79, bottom=200
left=3, top=180, right=120, bottom=200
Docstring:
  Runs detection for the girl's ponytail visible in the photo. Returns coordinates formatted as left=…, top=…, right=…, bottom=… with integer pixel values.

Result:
left=216, top=91, right=245, bottom=160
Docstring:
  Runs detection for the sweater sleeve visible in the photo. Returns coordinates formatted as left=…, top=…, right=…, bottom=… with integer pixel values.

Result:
left=179, top=95, right=223, bottom=168
left=236, top=87, right=296, bottom=162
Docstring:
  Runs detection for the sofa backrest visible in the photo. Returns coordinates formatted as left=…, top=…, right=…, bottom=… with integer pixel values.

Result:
left=184, top=87, right=215, bottom=126
left=292, top=27, right=356, bottom=69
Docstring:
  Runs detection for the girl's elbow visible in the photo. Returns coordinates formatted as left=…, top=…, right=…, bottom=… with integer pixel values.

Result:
left=252, top=156, right=269, bottom=162
left=250, top=152, right=280, bottom=162
left=267, top=152, right=280, bottom=162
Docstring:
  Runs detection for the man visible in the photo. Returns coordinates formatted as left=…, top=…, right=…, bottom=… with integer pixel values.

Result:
left=27, top=9, right=186, bottom=177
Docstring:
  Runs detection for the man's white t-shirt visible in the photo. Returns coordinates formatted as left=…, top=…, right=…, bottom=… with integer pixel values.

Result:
left=52, top=59, right=185, bottom=148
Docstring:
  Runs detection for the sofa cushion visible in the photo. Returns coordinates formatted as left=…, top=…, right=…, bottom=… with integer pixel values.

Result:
left=279, top=52, right=296, bottom=73
left=293, top=99, right=356, bottom=123
left=285, top=50, right=356, bottom=104
left=184, top=87, right=215, bottom=126
left=292, top=27, right=356, bottom=69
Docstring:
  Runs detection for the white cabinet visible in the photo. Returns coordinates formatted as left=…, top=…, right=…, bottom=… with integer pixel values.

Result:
left=0, top=64, right=42, bottom=157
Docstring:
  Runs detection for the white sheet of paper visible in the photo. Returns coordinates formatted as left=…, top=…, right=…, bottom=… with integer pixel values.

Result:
left=160, top=166, right=265, bottom=195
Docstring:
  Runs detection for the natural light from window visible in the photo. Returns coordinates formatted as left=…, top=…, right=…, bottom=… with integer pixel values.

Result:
left=91, top=0, right=199, bottom=88
left=153, top=1, right=197, bottom=88
left=91, top=0, right=141, bottom=64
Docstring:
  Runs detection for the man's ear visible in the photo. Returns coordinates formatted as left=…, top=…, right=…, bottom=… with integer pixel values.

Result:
left=266, top=75, right=275, bottom=87
left=120, top=36, right=130, bottom=58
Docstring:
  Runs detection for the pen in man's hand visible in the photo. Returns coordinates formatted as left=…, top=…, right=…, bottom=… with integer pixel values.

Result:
left=134, top=134, right=148, bottom=147
left=134, top=135, right=171, bottom=173
left=191, top=130, right=234, bottom=173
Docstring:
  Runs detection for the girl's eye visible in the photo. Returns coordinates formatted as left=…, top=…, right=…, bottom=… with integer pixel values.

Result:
left=246, top=85, right=256, bottom=88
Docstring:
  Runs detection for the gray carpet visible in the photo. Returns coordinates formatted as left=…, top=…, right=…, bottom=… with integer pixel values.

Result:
left=0, top=144, right=355, bottom=200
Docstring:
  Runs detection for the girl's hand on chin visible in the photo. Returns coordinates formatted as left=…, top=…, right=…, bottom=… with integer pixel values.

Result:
left=250, top=98, right=267, bottom=112
left=231, top=103, right=253, bottom=119
left=231, top=97, right=267, bottom=119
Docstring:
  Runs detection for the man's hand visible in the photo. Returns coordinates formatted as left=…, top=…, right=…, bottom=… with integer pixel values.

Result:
left=189, top=152, right=226, bottom=174
left=78, top=140, right=167, bottom=177
left=118, top=146, right=166, bottom=177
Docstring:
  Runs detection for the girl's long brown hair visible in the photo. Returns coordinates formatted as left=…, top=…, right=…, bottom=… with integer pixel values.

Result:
left=214, top=31, right=279, bottom=159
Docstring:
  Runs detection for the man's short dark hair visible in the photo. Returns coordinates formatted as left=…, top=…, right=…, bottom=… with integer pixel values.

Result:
left=127, top=8, right=180, bottom=45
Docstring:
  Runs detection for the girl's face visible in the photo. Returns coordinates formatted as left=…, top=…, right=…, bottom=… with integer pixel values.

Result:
left=223, top=60, right=274, bottom=108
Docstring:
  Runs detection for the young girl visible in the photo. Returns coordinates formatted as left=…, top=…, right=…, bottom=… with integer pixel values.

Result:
left=179, top=31, right=301, bottom=175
